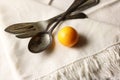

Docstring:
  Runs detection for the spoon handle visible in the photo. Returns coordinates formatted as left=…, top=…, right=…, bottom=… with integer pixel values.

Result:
left=48, top=0, right=54, bottom=5
left=66, top=12, right=88, bottom=19
left=48, top=0, right=99, bottom=21
left=49, top=0, right=87, bottom=33
left=47, top=0, right=99, bottom=30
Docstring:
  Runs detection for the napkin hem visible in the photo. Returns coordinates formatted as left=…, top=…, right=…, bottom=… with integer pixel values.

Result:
left=24, top=42, right=120, bottom=80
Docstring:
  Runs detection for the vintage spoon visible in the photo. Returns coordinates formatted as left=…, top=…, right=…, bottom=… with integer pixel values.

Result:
left=28, top=0, right=87, bottom=53
left=5, top=0, right=99, bottom=38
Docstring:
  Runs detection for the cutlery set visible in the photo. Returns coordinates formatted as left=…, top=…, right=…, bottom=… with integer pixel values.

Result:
left=5, top=0, right=100, bottom=53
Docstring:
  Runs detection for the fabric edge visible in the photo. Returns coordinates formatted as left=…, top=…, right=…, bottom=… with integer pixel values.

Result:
left=24, top=43, right=120, bottom=80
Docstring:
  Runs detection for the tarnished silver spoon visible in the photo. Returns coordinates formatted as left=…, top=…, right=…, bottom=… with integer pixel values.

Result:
left=28, top=0, right=87, bottom=53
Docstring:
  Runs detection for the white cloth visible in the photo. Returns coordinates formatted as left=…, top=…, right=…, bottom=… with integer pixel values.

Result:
left=0, top=0, right=120, bottom=80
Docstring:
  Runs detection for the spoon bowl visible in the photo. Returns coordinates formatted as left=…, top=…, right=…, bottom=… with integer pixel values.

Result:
left=28, top=32, right=52, bottom=53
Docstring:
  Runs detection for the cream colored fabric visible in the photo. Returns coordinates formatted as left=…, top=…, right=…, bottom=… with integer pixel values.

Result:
left=0, top=0, right=120, bottom=80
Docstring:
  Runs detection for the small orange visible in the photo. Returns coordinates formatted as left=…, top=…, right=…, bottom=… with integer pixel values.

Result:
left=58, top=26, right=79, bottom=47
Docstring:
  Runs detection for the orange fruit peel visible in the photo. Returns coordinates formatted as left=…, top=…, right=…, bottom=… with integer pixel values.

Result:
left=58, top=26, right=79, bottom=47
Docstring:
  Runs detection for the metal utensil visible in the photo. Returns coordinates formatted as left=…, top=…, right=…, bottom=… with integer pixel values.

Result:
left=5, top=13, right=87, bottom=38
left=5, top=0, right=99, bottom=38
left=28, top=0, right=87, bottom=53
left=48, top=0, right=54, bottom=5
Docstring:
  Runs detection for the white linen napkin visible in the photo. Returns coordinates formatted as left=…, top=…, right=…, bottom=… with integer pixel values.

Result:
left=0, top=0, right=120, bottom=80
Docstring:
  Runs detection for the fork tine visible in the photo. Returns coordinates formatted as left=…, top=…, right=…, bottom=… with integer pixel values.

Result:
left=5, top=23, right=35, bottom=34
left=16, top=31, right=38, bottom=38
